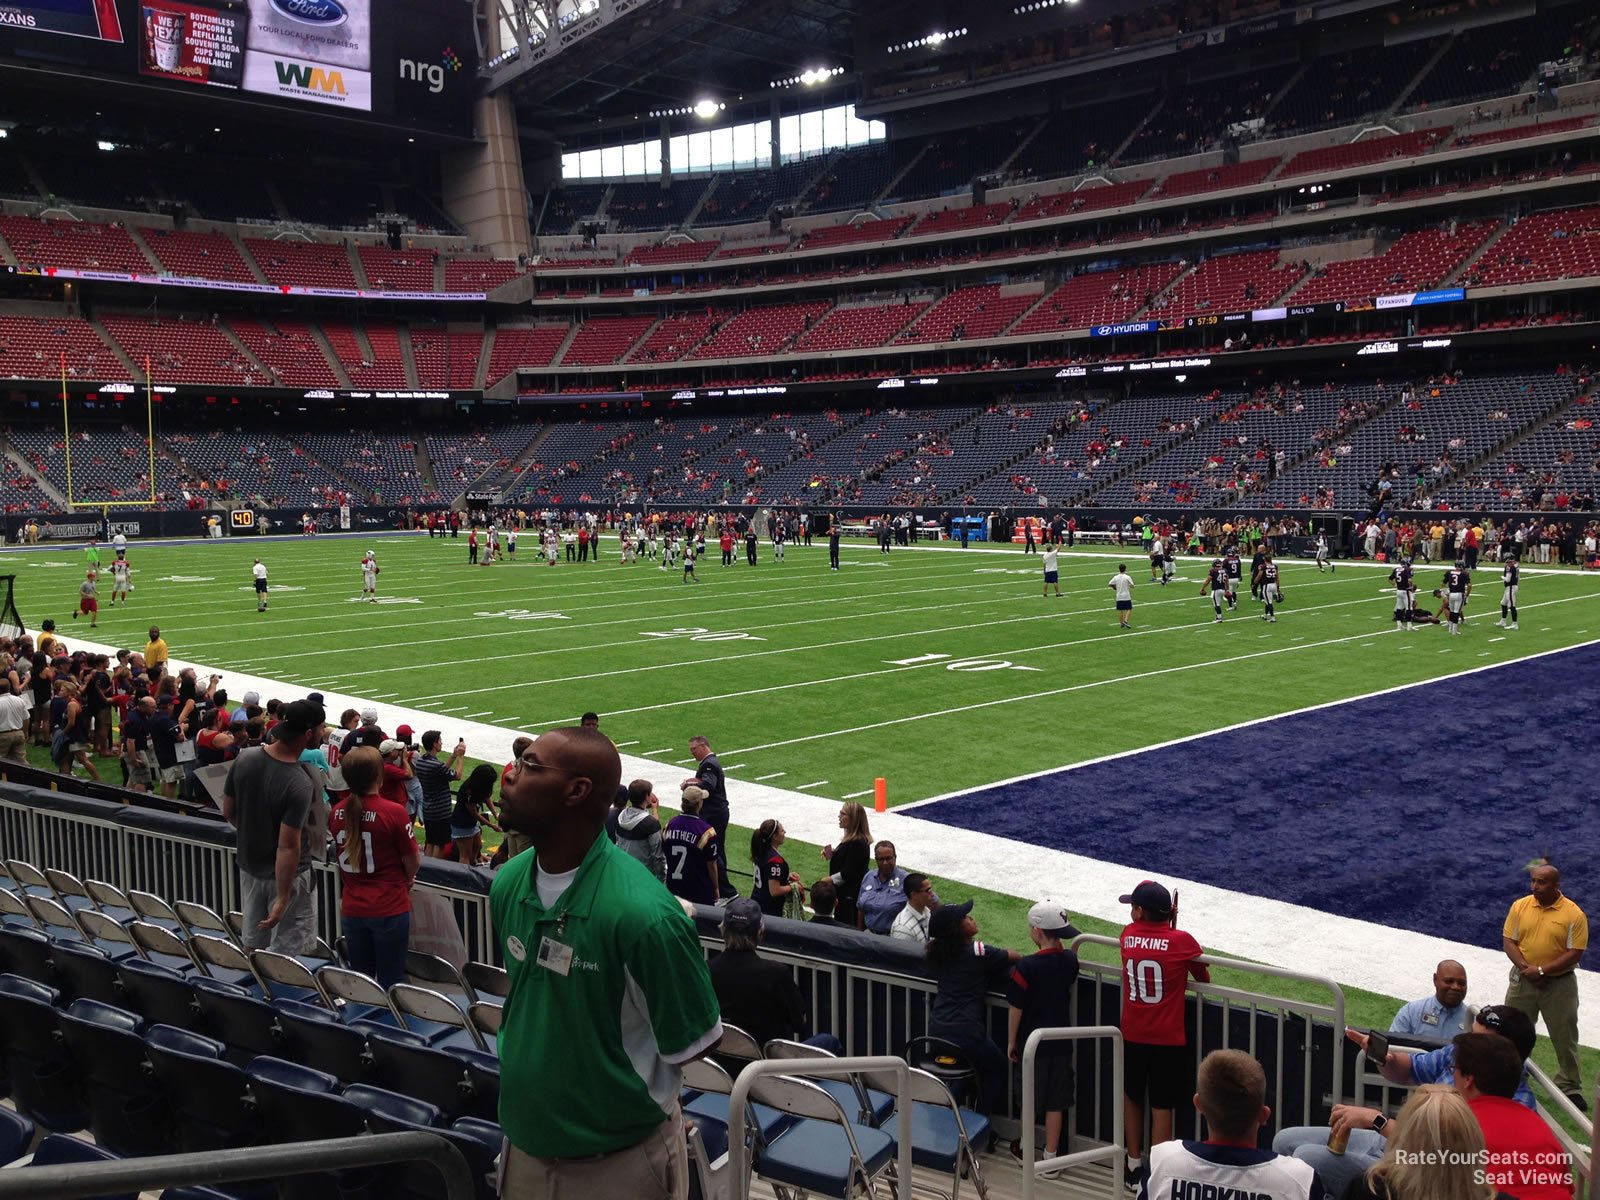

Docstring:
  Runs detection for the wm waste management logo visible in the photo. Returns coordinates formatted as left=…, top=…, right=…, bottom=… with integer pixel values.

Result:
left=244, top=51, right=372, bottom=109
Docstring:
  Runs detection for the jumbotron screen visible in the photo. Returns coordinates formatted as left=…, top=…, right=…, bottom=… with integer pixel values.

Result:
left=0, top=0, right=475, bottom=133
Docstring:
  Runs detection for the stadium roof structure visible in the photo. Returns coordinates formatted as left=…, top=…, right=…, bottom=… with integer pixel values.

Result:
left=491, top=0, right=901, bottom=130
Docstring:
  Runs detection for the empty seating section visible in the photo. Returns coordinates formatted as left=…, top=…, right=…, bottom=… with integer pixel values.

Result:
left=624, top=241, right=718, bottom=268
left=560, top=315, right=656, bottom=366
left=696, top=159, right=820, bottom=226
left=1454, top=115, right=1593, bottom=148
left=791, top=301, right=927, bottom=353
left=798, top=216, right=910, bottom=251
left=1465, top=206, right=1600, bottom=287
left=727, top=410, right=867, bottom=500
left=7, top=425, right=188, bottom=504
left=512, top=420, right=642, bottom=503
left=31, top=149, right=160, bottom=211
left=1279, top=127, right=1450, bottom=178
left=228, top=319, right=338, bottom=387
left=1000, top=390, right=1222, bottom=504
left=358, top=247, right=436, bottom=292
left=1156, top=250, right=1303, bottom=318
left=1015, top=180, right=1147, bottom=223
left=1260, top=374, right=1577, bottom=507
left=1271, top=39, right=1442, bottom=133
left=807, top=144, right=893, bottom=213
left=627, top=312, right=719, bottom=363
left=98, top=315, right=269, bottom=387
left=137, top=228, right=256, bottom=283
left=297, top=433, right=434, bottom=502
left=1150, top=158, right=1277, bottom=200
left=903, top=400, right=1090, bottom=506
left=0, top=216, right=151, bottom=275
left=537, top=185, right=608, bottom=233
left=573, top=416, right=757, bottom=505
left=1405, top=16, right=1566, bottom=109
left=1291, top=223, right=1497, bottom=306
left=689, top=302, right=830, bottom=359
left=1005, top=100, right=1151, bottom=182
left=886, top=125, right=1019, bottom=201
left=426, top=424, right=541, bottom=491
left=1013, top=263, right=1184, bottom=334
left=179, top=167, right=279, bottom=222
left=167, top=430, right=346, bottom=507
left=606, top=180, right=707, bottom=231
left=910, top=203, right=1012, bottom=237
left=445, top=258, right=523, bottom=293
left=898, top=285, right=1037, bottom=343
left=1094, top=388, right=1332, bottom=507
left=275, top=176, right=384, bottom=231
left=1121, top=69, right=1280, bottom=162
left=411, top=330, right=483, bottom=388
left=1434, top=400, right=1598, bottom=508
left=767, top=408, right=976, bottom=504
left=245, top=239, right=359, bottom=289
left=0, top=316, right=122, bottom=382
left=322, top=323, right=409, bottom=388
left=485, top=326, right=569, bottom=385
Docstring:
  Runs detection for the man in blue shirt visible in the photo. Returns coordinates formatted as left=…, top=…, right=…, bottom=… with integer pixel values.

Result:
left=1388, top=959, right=1471, bottom=1041
left=1271, top=1005, right=1537, bottom=1200
left=856, top=841, right=908, bottom=933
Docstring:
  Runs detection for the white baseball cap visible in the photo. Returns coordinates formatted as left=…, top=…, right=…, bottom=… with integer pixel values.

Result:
left=1026, top=899, right=1074, bottom=934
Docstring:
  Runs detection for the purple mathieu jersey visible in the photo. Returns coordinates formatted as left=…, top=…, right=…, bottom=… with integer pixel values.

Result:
left=662, top=814, right=718, bottom=905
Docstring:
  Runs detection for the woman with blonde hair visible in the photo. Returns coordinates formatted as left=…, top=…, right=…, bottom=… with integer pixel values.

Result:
left=821, top=800, right=872, bottom=927
left=1344, top=1085, right=1504, bottom=1200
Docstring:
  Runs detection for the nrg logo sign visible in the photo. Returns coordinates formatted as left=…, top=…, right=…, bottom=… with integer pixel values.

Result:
left=399, top=46, right=463, bottom=94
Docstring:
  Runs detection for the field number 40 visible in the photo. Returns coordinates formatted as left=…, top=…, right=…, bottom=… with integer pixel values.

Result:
left=641, top=627, right=766, bottom=642
left=887, top=653, right=1040, bottom=672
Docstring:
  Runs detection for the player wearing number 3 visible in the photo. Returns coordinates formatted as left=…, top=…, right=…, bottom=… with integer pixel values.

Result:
left=1119, top=880, right=1210, bottom=1192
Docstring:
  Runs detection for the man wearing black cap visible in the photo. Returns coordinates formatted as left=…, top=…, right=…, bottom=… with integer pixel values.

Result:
left=1118, top=879, right=1209, bottom=1191
left=221, top=699, right=327, bottom=954
left=709, top=898, right=842, bottom=1052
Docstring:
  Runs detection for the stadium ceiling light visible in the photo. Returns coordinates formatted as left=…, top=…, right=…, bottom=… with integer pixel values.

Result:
left=96, top=140, right=115, bottom=152
left=693, top=98, right=723, bottom=119
left=886, top=27, right=968, bottom=53
left=769, top=65, right=844, bottom=89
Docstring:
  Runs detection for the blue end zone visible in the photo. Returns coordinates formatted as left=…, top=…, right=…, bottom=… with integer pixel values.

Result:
left=907, top=642, right=1600, bottom=950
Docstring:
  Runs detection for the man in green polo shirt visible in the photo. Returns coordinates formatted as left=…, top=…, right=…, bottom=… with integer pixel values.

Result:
left=492, top=725, right=722, bottom=1199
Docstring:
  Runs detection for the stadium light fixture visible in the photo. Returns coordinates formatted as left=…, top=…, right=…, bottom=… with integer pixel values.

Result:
left=693, top=98, right=723, bottom=119
left=0, top=129, right=8, bottom=139
left=770, top=65, right=844, bottom=89
left=96, top=140, right=115, bottom=152
left=886, top=27, right=968, bottom=53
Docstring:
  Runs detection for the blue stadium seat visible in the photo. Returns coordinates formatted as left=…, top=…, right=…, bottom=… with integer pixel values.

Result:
left=0, top=1105, right=35, bottom=1166
left=0, top=973, right=86, bottom=1131
left=751, top=1075, right=896, bottom=1199
left=192, top=978, right=284, bottom=1066
left=680, top=1056, right=792, bottom=1142
left=272, top=998, right=373, bottom=1082
left=27, top=1134, right=136, bottom=1200
left=56, top=998, right=171, bottom=1156
left=0, top=923, right=54, bottom=983
left=862, top=1063, right=992, bottom=1187
left=145, top=1025, right=259, bottom=1152
left=365, top=1026, right=499, bottom=1122
left=764, top=1039, right=895, bottom=1127
left=346, top=1085, right=500, bottom=1200
left=48, top=940, right=125, bottom=1007
left=245, top=1057, right=368, bottom=1200
left=116, top=958, right=205, bottom=1029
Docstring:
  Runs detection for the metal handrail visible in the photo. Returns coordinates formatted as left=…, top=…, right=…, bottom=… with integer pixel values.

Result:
left=1069, top=933, right=1347, bottom=1105
left=0, top=1132, right=474, bottom=1200
left=1021, top=1025, right=1124, bottom=1200
left=728, top=1055, right=914, bottom=1200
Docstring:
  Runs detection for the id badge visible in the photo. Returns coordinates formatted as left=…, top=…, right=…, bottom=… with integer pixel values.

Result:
left=537, top=936, right=573, bottom=976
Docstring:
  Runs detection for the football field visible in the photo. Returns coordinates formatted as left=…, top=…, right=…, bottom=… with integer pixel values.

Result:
left=11, top=530, right=1600, bottom=1061
left=17, top=532, right=1600, bottom=805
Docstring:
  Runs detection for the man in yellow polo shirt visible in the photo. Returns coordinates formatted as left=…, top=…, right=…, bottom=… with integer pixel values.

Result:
left=144, top=626, right=169, bottom=673
left=1502, top=862, right=1588, bottom=1109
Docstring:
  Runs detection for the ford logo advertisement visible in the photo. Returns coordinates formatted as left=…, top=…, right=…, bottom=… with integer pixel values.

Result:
left=269, top=0, right=348, bottom=25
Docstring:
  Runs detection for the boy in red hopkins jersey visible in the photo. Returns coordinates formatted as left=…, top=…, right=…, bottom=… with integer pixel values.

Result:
left=1119, top=880, right=1210, bottom=1191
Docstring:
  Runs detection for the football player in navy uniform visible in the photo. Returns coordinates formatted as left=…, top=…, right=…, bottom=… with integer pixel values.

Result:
left=1255, top=551, right=1281, bottom=623
left=1389, top=557, right=1416, bottom=630
left=1249, top=545, right=1268, bottom=599
left=1200, top=559, right=1230, bottom=622
left=1442, top=560, right=1472, bottom=635
left=1495, top=558, right=1519, bottom=630
left=1222, top=546, right=1242, bottom=611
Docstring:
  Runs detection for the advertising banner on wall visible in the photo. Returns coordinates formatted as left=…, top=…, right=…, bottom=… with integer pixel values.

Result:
left=136, top=0, right=244, bottom=87
left=239, top=0, right=369, bottom=109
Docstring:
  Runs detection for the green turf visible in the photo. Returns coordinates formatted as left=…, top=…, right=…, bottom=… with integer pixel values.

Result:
left=18, top=534, right=1600, bottom=806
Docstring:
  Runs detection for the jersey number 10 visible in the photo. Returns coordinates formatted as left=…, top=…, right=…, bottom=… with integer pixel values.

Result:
left=1125, top=959, right=1166, bottom=1004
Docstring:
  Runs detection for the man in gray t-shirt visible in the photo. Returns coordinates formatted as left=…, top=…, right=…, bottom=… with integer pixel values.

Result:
left=222, top=700, right=326, bottom=952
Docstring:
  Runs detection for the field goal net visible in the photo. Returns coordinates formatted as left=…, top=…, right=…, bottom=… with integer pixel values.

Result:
left=0, top=576, right=23, bottom=640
